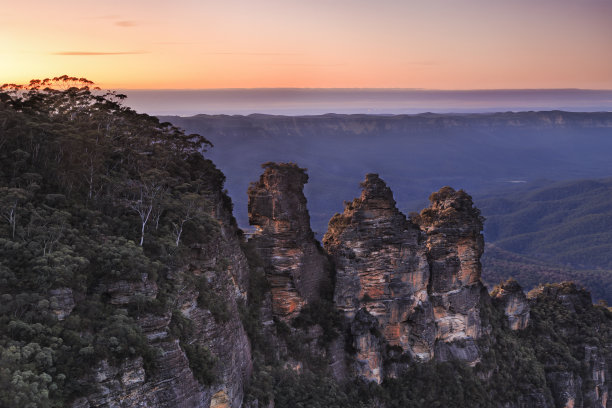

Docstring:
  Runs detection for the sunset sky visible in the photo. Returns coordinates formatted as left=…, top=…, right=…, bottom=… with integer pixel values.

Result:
left=2, top=0, right=611, bottom=89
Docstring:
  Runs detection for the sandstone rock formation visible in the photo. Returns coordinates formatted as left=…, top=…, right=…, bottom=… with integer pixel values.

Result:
left=248, top=162, right=330, bottom=320
left=324, top=174, right=435, bottom=377
left=418, top=186, right=487, bottom=365
left=349, top=308, right=384, bottom=383
left=325, top=179, right=489, bottom=381
left=491, top=279, right=530, bottom=330
left=69, top=165, right=611, bottom=407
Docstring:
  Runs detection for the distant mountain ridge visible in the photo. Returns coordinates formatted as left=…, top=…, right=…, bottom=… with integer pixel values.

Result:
left=163, top=112, right=612, bottom=305
left=127, top=89, right=612, bottom=116
left=184, top=110, right=612, bottom=126
left=161, top=111, right=612, bottom=233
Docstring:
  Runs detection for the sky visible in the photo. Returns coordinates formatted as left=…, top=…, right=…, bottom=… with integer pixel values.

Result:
left=1, top=0, right=612, bottom=90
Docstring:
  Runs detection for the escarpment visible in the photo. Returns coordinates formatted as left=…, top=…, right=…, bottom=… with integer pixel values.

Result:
left=247, top=162, right=331, bottom=320
left=62, top=166, right=612, bottom=407
left=417, top=187, right=488, bottom=364
left=73, top=187, right=252, bottom=408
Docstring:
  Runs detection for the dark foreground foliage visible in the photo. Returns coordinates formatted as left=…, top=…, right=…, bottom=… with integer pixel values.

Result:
left=0, top=77, right=223, bottom=406
left=242, top=278, right=611, bottom=408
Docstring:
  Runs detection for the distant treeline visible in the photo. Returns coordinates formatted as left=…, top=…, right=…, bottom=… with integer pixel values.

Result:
left=480, top=178, right=612, bottom=303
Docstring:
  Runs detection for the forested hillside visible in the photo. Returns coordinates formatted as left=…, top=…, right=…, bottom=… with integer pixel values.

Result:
left=479, top=179, right=612, bottom=303
left=0, top=77, right=229, bottom=406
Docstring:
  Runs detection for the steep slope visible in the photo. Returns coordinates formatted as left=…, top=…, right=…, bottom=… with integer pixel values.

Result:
left=417, top=187, right=488, bottom=365
left=324, top=174, right=433, bottom=382
left=0, top=80, right=252, bottom=408
left=478, top=178, right=612, bottom=303
left=2, top=82, right=612, bottom=408
left=480, top=178, right=612, bottom=269
left=247, top=162, right=331, bottom=320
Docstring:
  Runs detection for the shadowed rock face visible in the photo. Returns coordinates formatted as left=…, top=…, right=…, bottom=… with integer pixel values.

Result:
left=325, top=179, right=489, bottom=381
left=350, top=309, right=385, bottom=384
left=324, top=174, right=435, bottom=375
left=73, top=188, right=252, bottom=408
left=491, top=279, right=530, bottom=330
left=248, top=162, right=330, bottom=320
left=418, top=187, right=486, bottom=365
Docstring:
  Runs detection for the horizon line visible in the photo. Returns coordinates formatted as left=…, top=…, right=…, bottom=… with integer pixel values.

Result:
left=115, top=87, right=612, bottom=92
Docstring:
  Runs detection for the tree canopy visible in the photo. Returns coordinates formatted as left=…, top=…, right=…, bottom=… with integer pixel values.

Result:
left=0, top=76, right=224, bottom=406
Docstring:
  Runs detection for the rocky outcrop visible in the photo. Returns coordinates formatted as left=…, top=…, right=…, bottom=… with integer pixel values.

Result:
left=418, top=187, right=487, bottom=365
left=324, top=174, right=434, bottom=377
left=248, top=162, right=330, bottom=320
left=325, top=180, right=489, bottom=381
left=584, top=345, right=610, bottom=408
left=72, top=340, right=204, bottom=408
left=491, top=279, right=530, bottom=330
left=527, top=282, right=593, bottom=313
left=49, top=287, right=76, bottom=320
left=96, top=277, right=158, bottom=305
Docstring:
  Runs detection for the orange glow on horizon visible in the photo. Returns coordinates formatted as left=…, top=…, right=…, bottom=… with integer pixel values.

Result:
left=2, top=0, right=611, bottom=90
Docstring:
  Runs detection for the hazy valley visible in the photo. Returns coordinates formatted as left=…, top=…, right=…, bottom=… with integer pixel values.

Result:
left=163, top=112, right=612, bottom=304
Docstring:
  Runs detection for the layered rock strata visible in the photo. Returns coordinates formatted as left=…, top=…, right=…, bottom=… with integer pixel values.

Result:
left=491, top=279, right=530, bottom=330
left=418, top=187, right=487, bottom=365
left=73, top=188, right=252, bottom=408
left=248, top=162, right=330, bottom=320
left=350, top=309, right=385, bottom=383
left=323, top=174, right=435, bottom=379
left=325, top=179, right=489, bottom=381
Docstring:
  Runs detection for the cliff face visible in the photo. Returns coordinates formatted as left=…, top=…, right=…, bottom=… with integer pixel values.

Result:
left=418, top=187, right=487, bottom=365
left=491, top=279, right=530, bottom=330
left=324, top=178, right=490, bottom=382
left=72, top=166, right=612, bottom=408
left=247, top=162, right=331, bottom=320
left=73, top=189, right=252, bottom=408
left=323, top=174, right=434, bottom=381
